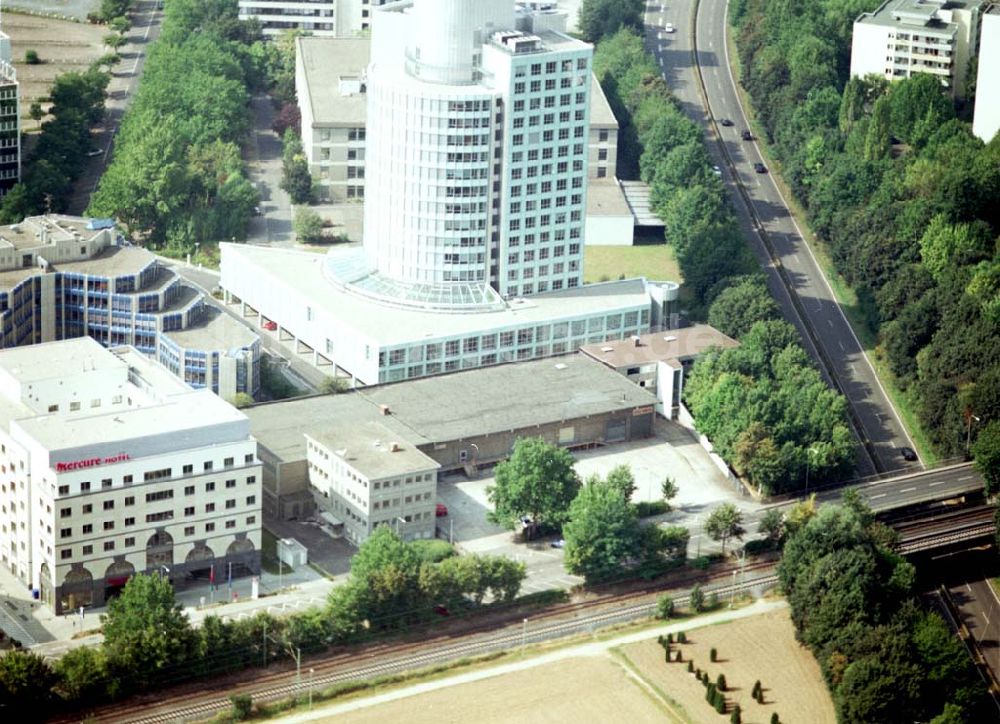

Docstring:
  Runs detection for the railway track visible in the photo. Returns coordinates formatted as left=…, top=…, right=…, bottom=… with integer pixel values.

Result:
left=80, top=564, right=779, bottom=723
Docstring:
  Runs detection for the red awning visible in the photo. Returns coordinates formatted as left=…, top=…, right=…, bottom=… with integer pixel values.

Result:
left=106, top=576, right=130, bottom=587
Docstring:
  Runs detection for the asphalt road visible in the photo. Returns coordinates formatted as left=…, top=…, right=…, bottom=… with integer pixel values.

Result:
left=645, top=1, right=920, bottom=477
left=68, top=0, right=163, bottom=214
left=947, top=576, right=1000, bottom=688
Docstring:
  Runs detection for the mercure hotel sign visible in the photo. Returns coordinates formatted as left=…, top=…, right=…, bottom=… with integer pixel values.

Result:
left=54, top=453, right=130, bottom=472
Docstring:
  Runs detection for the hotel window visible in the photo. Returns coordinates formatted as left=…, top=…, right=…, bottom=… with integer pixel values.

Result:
left=124, top=537, right=135, bottom=547
left=61, top=549, right=72, bottom=560
left=205, top=522, right=215, bottom=533
left=82, top=545, right=92, bottom=555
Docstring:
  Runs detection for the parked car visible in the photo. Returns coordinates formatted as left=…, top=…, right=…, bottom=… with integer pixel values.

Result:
left=435, top=503, right=449, bottom=517
left=712, top=165, right=722, bottom=176
left=753, top=162, right=768, bottom=174
left=262, top=320, right=277, bottom=331
left=663, top=22, right=675, bottom=33
left=253, top=205, right=263, bottom=216
left=550, top=539, right=565, bottom=549
left=719, top=118, right=734, bottom=127
left=741, top=129, right=753, bottom=141
left=433, top=604, right=450, bottom=616
left=900, top=446, right=918, bottom=462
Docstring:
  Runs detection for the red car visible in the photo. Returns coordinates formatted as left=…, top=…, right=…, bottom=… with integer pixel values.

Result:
left=435, top=503, right=448, bottom=517
left=262, top=320, right=277, bottom=331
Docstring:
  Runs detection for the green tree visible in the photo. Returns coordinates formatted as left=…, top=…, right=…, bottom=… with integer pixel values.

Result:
left=757, top=508, right=785, bottom=548
left=656, top=594, right=674, bottom=620
left=29, top=102, right=44, bottom=129
left=605, top=464, right=637, bottom=502
left=579, top=0, right=644, bottom=43
left=487, top=437, right=580, bottom=530
left=54, top=645, right=109, bottom=704
left=707, top=276, right=780, bottom=339
left=101, top=573, right=197, bottom=688
left=661, top=476, right=679, bottom=510
left=973, top=421, right=1000, bottom=497
left=105, top=33, right=128, bottom=49
left=704, top=503, right=745, bottom=555
left=231, top=693, right=253, bottom=720
left=293, top=205, right=324, bottom=242
left=0, top=650, right=55, bottom=714
left=919, top=215, right=993, bottom=283
left=25, top=49, right=41, bottom=65
left=863, top=95, right=891, bottom=161
left=563, top=477, right=642, bottom=583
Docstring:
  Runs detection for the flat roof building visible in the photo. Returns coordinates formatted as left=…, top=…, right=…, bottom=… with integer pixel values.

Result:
left=850, top=0, right=985, bottom=97
left=580, top=325, right=739, bottom=417
left=245, top=354, right=658, bottom=520
left=0, top=338, right=262, bottom=613
left=0, top=215, right=261, bottom=399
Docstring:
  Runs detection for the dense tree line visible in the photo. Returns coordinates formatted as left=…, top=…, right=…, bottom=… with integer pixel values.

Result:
left=778, top=493, right=987, bottom=722
left=88, top=0, right=262, bottom=252
left=685, top=319, right=855, bottom=494
left=731, top=0, right=1000, bottom=457
left=0, top=531, right=524, bottom=715
left=593, top=29, right=756, bottom=312
left=0, top=69, right=110, bottom=223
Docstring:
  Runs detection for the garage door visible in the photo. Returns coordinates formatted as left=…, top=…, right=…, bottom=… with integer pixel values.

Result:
left=605, top=418, right=627, bottom=442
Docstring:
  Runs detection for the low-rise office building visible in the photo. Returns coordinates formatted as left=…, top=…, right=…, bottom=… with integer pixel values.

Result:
left=580, top=325, right=739, bottom=418
left=0, top=338, right=262, bottom=613
left=306, top=423, right=439, bottom=544
left=0, top=215, right=260, bottom=398
left=245, top=354, right=658, bottom=522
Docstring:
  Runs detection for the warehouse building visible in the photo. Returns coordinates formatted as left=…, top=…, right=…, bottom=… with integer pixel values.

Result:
left=244, top=354, right=658, bottom=524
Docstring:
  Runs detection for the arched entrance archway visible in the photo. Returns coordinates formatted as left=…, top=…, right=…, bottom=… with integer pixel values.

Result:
left=104, top=559, right=135, bottom=602
left=146, top=530, right=174, bottom=569
left=184, top=544, right=215, bottom=581
left=60, top=565, right=94, bottom=612
left=226, top=538, right=256, bottom=577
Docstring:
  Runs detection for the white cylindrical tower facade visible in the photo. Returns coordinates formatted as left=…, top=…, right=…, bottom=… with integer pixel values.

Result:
left=363, top=67, right=496, bottom=286
left=406, top=0, right=514, bottom=85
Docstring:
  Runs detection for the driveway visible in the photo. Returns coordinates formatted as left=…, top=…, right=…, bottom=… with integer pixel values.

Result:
left=246, top=95, right=294, bottom=246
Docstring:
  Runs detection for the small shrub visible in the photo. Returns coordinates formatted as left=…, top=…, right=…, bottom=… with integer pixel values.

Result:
left=230, top=694, right=253, bottom=721
left=666, top=632, right=674, bottom=643
left=770, top=713, right=780, bottom=724
left=665, top=648, right=670, bottom=663
left=714, top=693, right=726, bottom=714
left=674, top=649, right=682, bottom=662
left=657, top=634, right=665, bottom=646
left=706, top=683, right=716, bottom=702
left=708, top=591, right=719, bottom=609
left=25, top=50, right=41, bottom=64
left=656, top=594, right=674, bottom=620
left=689, top=584, right=705, bottom=613
left=636, top=500, right=669, bottom=517
left=687, top=660, right=694, bottom=673
left=710, top=647, right=717, bottom=662
left=730, top=704, right=742, bottom=724
left=716, top=673, right=726, bottom=691
left=678, top=631, right=687, bottom=644
left=696, top=667, right=702, bottom=679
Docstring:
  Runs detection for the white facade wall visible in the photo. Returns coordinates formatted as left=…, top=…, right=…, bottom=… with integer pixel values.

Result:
left=974, top=9, right=1000, bottom=143
left=238, top=0, right=338, bottom=37
left=585, top=212, right=633, bottom=246
left=850, top=23, right=892, bottom=81
left=306, top=437, right=437, bottom=544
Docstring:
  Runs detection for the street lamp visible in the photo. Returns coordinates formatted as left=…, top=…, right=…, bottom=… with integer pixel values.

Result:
left=966, top=412, right=982, bottom=456
left=804, top=445, right=820, bottom=496
left=521, top=618, right=528, bottom=653
left=309, top=667, right=315, bottom=709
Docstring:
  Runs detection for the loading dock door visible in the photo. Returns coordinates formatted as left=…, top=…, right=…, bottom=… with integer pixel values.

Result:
left=605, top=418, right=627, bottom=443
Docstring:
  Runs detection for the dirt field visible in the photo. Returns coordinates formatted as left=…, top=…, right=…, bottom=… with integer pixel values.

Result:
left=7, top=12, right=108, bottom=118
left=317, top=608, right=832, bottom=724
left=332, top=655, right=672, bottom=724
left=620, top=609, right=836, bottom=723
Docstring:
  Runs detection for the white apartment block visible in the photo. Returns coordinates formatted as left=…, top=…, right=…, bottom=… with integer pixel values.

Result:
left=306, top=423, right=439, bottom=544
left=0, top=338, right=262, bottom=613
left=238, top=0, right=394, bottom=37
left=973, top=4, right=1000, bottom=142
left=850, top=0, right=985, bottom=97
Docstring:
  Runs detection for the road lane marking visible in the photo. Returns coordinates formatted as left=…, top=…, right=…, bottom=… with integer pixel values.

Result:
left=929, top=481, right=943, bottom=486
left=901, top=487, right=916, bottom=493
left=870, top=493, right=886, bottom=499
left=959, top=475, right=973, bottom=481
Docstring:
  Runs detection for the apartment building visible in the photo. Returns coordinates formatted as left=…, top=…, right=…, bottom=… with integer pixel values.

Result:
left=850, top=0, right=985, bottom=97
left=973, top=4, right=1000, bottom=142
left=0, top=338, right=262, bottom=613
left=0, top=29, right=20, bottom=196
left=306, top=423, right=438, bottom=544
left=237, top=0, right=395, bottom=37
left=0, top=215, right=260, bottom=398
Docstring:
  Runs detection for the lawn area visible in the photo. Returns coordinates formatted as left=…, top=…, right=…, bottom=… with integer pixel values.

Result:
left=584, top=243, right=683, bottom=285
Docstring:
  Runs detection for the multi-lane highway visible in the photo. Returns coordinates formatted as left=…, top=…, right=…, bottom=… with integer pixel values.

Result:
left=644, top=1, right=920, bottom=477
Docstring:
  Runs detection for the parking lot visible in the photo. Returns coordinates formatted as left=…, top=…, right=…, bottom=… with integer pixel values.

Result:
left=432, top=418, right=758, bottom=592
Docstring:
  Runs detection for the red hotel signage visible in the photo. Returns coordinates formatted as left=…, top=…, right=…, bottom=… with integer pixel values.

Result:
left=55, top=453, right=130, bottom=472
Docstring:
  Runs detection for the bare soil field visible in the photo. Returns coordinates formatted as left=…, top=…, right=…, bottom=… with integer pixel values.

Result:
left=620, top=609, right=836, bottom=723
left=333, top=655, right=672, bottom=724
left=7, top=13, right=108, bottom=117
